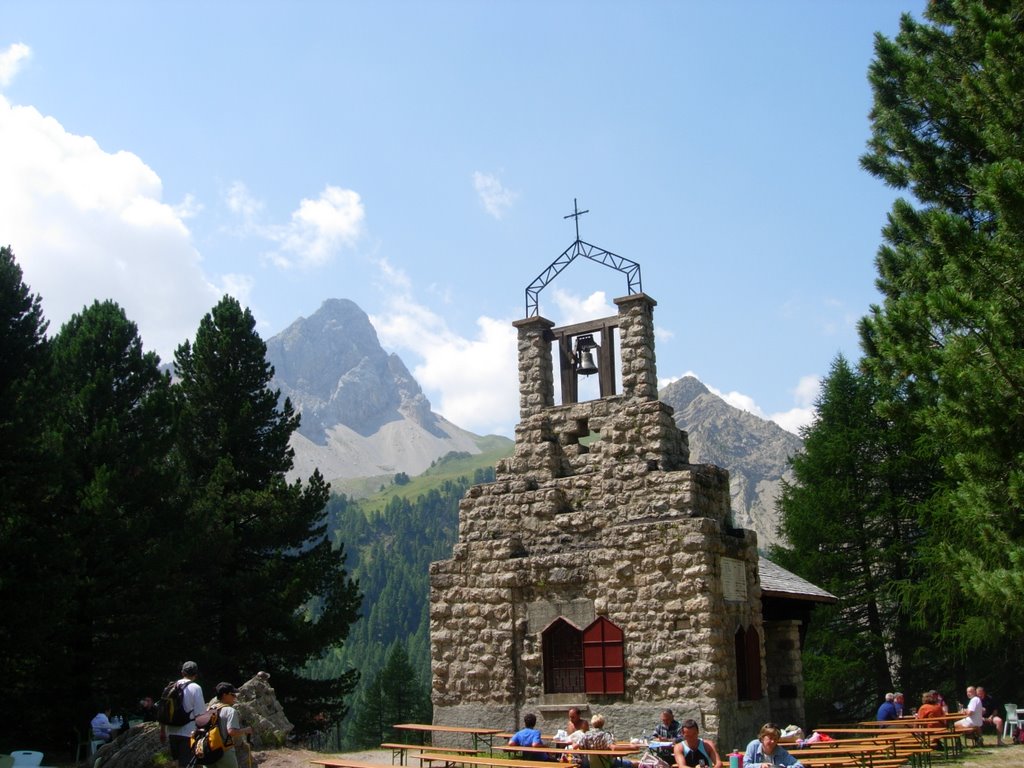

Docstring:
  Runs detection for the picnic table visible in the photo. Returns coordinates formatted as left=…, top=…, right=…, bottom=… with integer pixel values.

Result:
left=412, top=750, right=640, bottom=768
left=394, top=724, right=504, bottom=755
left=496, top=743, right=641, bottom=761
left=381, top=743, right=479, bottom=766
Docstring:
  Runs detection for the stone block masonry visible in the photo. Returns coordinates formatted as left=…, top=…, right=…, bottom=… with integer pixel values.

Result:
left=430, top=293, right=772, bottom=750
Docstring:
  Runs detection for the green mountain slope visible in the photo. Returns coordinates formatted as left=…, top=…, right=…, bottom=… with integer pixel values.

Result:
left=306, top=442, right=510, bottom=749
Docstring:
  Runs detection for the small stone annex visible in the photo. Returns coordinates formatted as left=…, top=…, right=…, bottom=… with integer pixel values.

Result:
left=428, top=270, right=835, bottom=750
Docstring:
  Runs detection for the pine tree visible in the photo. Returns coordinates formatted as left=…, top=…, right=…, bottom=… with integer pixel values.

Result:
left=772, top=355, right=937, bottom=721
left=47, top=300, right=178, bottom=729
left=0, top=245, right=56, bottom=743
left=349, top=644, right=430, bottom=748
left=174, top=296, right=361, bottom=731
left=858, top=0, right=1024, bottom=658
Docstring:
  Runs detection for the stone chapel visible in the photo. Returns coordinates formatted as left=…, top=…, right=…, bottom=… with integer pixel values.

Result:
left=428, top=278, right=832, bottom=750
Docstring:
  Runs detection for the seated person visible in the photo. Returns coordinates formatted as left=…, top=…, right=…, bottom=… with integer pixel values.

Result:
left=877, top=693, right=898, bottom=721
left=916, top=691, right=945, bottom=720
left=651, top=709, right=681, bottom=761
left=567, top=708, right=586, bottom=736
left=652, top=709, right=681, bottom=742
left=579, top=715, right=632, bottom=768
left=91, top=707, right=115, bottom=742
left=978, top=686, right=1004, bottom=746
left=672, top=719, right=721, bottom=768
left=139, top=696, right=159, bottom=722
left=743, top=723, right=803, bottom=768
left=509, top=713, right=544, bottom=750
left=955, top=686, right=983, bottom=731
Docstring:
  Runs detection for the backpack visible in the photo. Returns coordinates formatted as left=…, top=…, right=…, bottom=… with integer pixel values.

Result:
left=190, top=705, right=230, bottom=765
left=157, top=680, right=192, bottom=726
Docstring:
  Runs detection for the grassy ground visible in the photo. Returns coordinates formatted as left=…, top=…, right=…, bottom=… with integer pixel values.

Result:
left=951, top=743, right=1024, bottom=766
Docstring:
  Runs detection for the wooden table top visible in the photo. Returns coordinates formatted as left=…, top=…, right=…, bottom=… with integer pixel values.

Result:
left=395, top=724, right=503, bottom=736
left=497, top=745, right=640, bottom=756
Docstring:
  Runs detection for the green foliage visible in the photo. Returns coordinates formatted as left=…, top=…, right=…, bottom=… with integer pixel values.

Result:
left=0, top=245, right=59, bottom=748
left=858, top=0, right=1024, bottom=669
left=308, top=475, right=473, bottom=748
left=349, top=644, right=431, bottom=748
left=52, top=301, right=180, bottom=719
left=173, top=296, right=361, bottom=732
left=772, top=355, right=939, bottom=722
left=358, top=445, right=508, bottom=517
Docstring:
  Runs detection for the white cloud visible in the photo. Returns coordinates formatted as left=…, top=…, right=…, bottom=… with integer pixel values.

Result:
left=719, top=389, right=766, bottom=416
left=0, top=43, right=30, bottom=87
left=768, top=374, right=820, bottom=435
left=227, top=182, right=365, bottom=269
left=218, top=273, right=256, bottom=306
left=225, top=180, right=263, bottom=221
left=472, top=171, right=518, bottom=220
left=371, top=259, right=519, bottom=436
left=550, top=288, right=615, bottom=325
left=0, top=93, right=222, bottom=360
left=768, top=407, right=815, bottom=435
left=792, top=374, right=821, bottom=407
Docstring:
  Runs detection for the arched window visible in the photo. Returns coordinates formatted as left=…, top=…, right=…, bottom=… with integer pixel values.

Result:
left=735, top=624, right=763, bottom=700
left=583, top=616, right=625, bottom=695
left=542, top=618, right=584, bottom=693
left=744, top=625, right=763, bottom=700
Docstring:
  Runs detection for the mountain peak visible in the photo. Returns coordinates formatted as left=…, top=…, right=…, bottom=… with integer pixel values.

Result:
left=267, top=299, right=490, bottom=485
left=660, top=375, right=710, bottom=405
left=266, top=299, right=439, bottom=441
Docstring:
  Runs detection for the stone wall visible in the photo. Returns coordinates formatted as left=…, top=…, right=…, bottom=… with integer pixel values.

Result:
left=430, top=293, right=772, bottom=752
left=763, top=620, right=805, bottom=729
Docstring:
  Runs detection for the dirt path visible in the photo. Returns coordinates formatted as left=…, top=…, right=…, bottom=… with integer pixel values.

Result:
left=247, top=747, right=391, bottom=768
left=250, top=745, right=1024, bottom=768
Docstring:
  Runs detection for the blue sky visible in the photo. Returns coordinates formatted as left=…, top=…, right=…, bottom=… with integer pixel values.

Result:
left=0, top=1, right=924, bottom=438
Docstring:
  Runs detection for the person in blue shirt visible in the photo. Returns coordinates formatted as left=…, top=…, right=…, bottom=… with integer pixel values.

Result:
left=91, top=707, right=115, bottom=742
left=509, top=713, right=544, bottom=748
left=743, top=724, right=803, bottom=768
left=877, top=693, right=899, bottom=721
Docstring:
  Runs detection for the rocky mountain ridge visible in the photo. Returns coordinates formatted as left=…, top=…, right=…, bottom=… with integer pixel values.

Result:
left=268, top=299, right=803, bottom=547
left=660, top=375, right=803, bottom=549
left=266, top=299, right=487, bottom=483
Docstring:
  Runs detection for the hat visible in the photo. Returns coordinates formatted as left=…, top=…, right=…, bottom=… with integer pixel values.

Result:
left=216, top=682, right=239, bottom=698
left=182, top=661, right=199, bottom=676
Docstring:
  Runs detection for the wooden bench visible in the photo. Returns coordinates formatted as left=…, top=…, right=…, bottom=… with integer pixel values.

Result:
left=406, top=751, right=639, bottom=768
left=404, top=753, right=557, bottom=768
left=954, top=726, right=982, bottom=747
left=791, top=735, right=935, bottom=768
left=381, top=744, right=480, bottom=766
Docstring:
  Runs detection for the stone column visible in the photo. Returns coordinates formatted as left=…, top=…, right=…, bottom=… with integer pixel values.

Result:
left=763, top=619, right=805, bottom=728
left=614, top=293, right=658, bottom=401
left=512, top=316, right=555, bottom=419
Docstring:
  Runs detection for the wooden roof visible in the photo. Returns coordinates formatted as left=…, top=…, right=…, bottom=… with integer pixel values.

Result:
left=759, top=558, right=837, bottom=604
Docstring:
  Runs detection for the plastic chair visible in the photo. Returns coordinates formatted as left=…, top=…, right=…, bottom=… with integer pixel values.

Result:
left=1004, top=702, right=1021, bottom=740
left=10, top=752, right=43, bottom=767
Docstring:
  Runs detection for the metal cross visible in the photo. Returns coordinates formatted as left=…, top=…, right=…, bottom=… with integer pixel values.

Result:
left=563, top=198, right=589, bottom=241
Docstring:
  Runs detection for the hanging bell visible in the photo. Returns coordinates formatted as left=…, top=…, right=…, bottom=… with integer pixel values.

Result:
left=576, top=348, right=599, bottom=376
left=574, top=334, right=599, bottom=376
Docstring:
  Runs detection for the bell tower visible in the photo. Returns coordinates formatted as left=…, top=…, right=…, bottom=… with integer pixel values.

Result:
left=429, top=203, right=770, bottom=749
